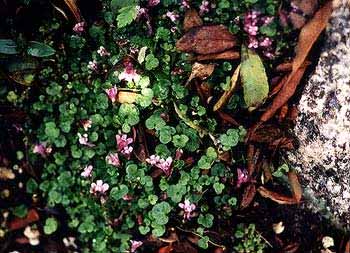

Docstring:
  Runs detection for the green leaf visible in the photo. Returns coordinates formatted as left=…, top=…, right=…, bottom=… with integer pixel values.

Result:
left=240, top=46, right=269, bottom=111
left=198, top=236, right=209, bottom=249
left=110, top=185, right=129, bottom=200
left=145, top=54, right=159, bottom=70
left=197, top=213, right=214, bottom=228
left=260, top=23, right=277, bottom=37
left=26, top=178, right=38, bottom=194
left=0, top=39, right=18, bottom=54
left=117, top=5, right=137, bottom=28
left=172, top=134, right=189, bottom=148
left=44, top=122, right=60, bottom=140
left=111, top=0, right=136, bottom=9
left=44, top=217, right=58, bottom=235
left=213, top=182, right=225, bottom=194
left=13, top=205, right=28, bottom=218
left=27, top=41, right=55, bottom=57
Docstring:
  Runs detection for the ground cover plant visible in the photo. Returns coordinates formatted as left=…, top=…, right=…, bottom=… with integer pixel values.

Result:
left=1, top=0, right=349, bottom=252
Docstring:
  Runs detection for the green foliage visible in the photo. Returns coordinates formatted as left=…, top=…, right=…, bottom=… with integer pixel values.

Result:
left=44, top=217, right=58, bottom=235
left=117, top=5, right=137, bottom=28
left=233, top=224, right=266, bottom=253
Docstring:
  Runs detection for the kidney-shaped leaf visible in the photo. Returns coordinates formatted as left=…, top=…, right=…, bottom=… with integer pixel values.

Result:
left=27, top=41, right=56, bottom=57
left=0, top=39, right=18, bottom=55
left=240, top=46, right=269, bottom=111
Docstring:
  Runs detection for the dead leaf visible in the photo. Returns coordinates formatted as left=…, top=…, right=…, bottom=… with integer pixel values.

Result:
left=217, top=111, right=239, bottom=126
left=63, top=0, right=81, bottom=22
left=173, top=241, right=198, bottom=253
left=278, top=104, right=289, bottom=122
left=275, top=62, right=292, bottom=72
left=246, top=145, right=255, bottom=176
left=183, top=9, right=203, bottom=32
left=213, top=64, right=240, bottom=111
left=269, top=75, right=289, bottom=98
left=176, top=25, right=237, bottom=54
left=195, top=81, right=212, bottom=104
left=257, top=186, right=298, bottom=205
left=288, top=170, right=302, bottom=202
left=0, top=167, right=15, bottom=180
left=289, top=0, right=319, bottom=29
left=250, top=125, right=284, bottom=143
left=345, top=239, right=350, bottom=253
left=260, top=1, right=332, bottom=122
left=158, top=245, right=173, bottom=253
left=240, top=184, right=256, bottom=209
left=117, top=91, right=140, bottom=104
left=190, top=50, right=240, bottom=61
left=283, top=242, right=300, bottom=253
left=16, top=237, right=30, bottom=244
left=186, top=63, right=215, bottom=86
left=9, top=209, right=40, bottom=231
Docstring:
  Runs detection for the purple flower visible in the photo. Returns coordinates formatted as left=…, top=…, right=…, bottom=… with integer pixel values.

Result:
left=90, top=180, right=109, bottom=195
left=81, top=165, right=93, bottom=178
left=181, top=0, right=190, bottom=9
left=166, top=11, right=179, bottom=23
left=259, top=37, right=273, bottom=48
left=248, top=36, right=259, bottom=49
left=81, top=119, right=92, bottom=131
left=33, top=143, right=52, bottom=158
left=199, top=1, right=210, bottom=15
left=88, top=60, right=98, bottom=71
left=263, top=51, right=274, bottom=59
left=78, top=133, right=95, bottom=147
left=97, top=46, right=110, bottom=57
left=146, top=155, right=173, bottom=177
left=243, top=11, right=260, bottom=36
left=105, top=86, right=118, bottom=103
left=118, top=63, right=140, bottom=83
left=130, top=240, right=143, bottom=253
left=106, top=152, right=120, bottom=167
left=236, top=168, right=249, bottom=188
left=148, top=0, right=160, bottom=7
left=116, top=134, right=133, bottom=159
left=73, top=22, right=85, bottom=33
left=179, top=199, right=196, bottom=220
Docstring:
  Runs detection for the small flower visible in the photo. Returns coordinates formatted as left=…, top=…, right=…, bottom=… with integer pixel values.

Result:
left=122, top=194, right=133, bottom=201
left=118, top=63, right=140, bottom=83
left=81, top=119, right=92, bottom=131
left=24, top=226, right=40, bottom=246
left=148, top=0, right=160, bottom=7
left=259, top=37, right=273, bottom=48
left=199, top=1, right=210, bottom=15
left=90, top=180, right=109, bottom=195
left=73, top=22, right=85, bottom=33
left=166, top=11, right=179, bottom=23
left=263, top=50, right=274, bottom=59
left=146, top=155, right=173, bottom=176
left=181, top=0, right=190, bottom=9
left=105, top=86, right=118, bottom=103
left=78, top=133, right=95, bottom=147
left=130, top=240, right=143, bottom=253
left=33, top=143, right=52, bottom=158
left=248, top=36, right=259, bottom=49
left=261, top=16, right=274, bottom=25
left=236, top=168, right=249, bottom=188
left=179, top=199, right=196, bottom=220
left=97, top=46, right=110, bottom=57
left=81, top=165, right=93, bottom=178
left=106, top=152, right=120, bottom=167
left=88, top=60, right=98, bottom=71
left=116, top=134, right=133, bottom=158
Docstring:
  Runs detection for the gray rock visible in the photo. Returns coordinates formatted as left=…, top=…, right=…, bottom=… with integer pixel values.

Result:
left=287, top=1, right=350, bottom=228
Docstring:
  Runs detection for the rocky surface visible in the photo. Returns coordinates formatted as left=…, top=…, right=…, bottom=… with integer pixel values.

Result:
left=287, top=1, right=350, bottom=228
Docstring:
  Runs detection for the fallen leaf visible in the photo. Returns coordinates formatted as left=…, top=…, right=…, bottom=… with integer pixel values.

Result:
left=283, top=242, right=300, bottom=253
left=158, top=245, right=173, bottom=253
left=195, top=81, right=212, bottom=104
left=250, top=125, right=284, bottom=143
left=16, top=237, right=30, bottom=244
left=278, top=104, right=289, bottom=122
left=269, top=75, right=289, bottom=98
left=63, top=0, right=81, bottom=22
left=183, top=9, right=203, bottom=32
left=0, top=167, right=15, bottom=180
left=217, top=111, right=239, bottom=126
left=345, top=239, right=350, bottom=253
left=240, top=46, right=269, bottom=111
left=275, top=62, right=292, bottom=72
left=289, top=0, right=319, bottom=29
left=246, top=145, right=256, bottom=176
left=9, top=209, right=40, bottom=231
left=117, top=91, right=140, bottom=104
left=257, top=186, right=298, bottom=205
left=186, top=62, right=215, bottom=86
left=288, top=170, right=302, bottom=202
left=260, top=1, right=332, bottom=122
left=213, top=64, right=240, bottom=111
left=173, top=241, right=198, bottom=253
left=190, top=50, right=240, bottom=61
left=176, top=25, right=237, bottom=54
left=240, top=184, right=256, bottom=209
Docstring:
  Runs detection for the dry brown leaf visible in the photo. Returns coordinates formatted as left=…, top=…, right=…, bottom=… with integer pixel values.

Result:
left=269, top=75, right=289, bottom=98
left=275, top=62, right=292, bottom=72
left=117, top=91, right=139, bottom=104
left=240, top=184, right=256, bottom=209
left=260, top=1, right=332, bottom=122
left=183, top=9, right=203, bottom=32
left=288, top=170, right=302, bottom=202
left=9, top=209, right=40, bottom=231
left=257, top=186, right=298, bottom=205
left=345, top=239, right=350, bottom=253
left=186, top=63, right=215, bottom=86
left=278, top=104, right=289, bottom=122
left=250, top=124, right=284, bottom=143
left=191, top=50, right=240, bottom=61
left=176, top=25, right=237, bottom=54
left=289, top=0, right=319, bottom=29
left=0, top=167, right=15, bottom=180
left=283, top=242, right=300, bottom=253
left=213, top=64, right=240, bottom=111
left=217, top=111, right=239, bottom=126
left=158, top=245, right=173, bottom=253
left=195, top=81, right=212, bottom=104
left=247, top=145, right=255, bottom=176
left=63, top=0, right=81, bottom=22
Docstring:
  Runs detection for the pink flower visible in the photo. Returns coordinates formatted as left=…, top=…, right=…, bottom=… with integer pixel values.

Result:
left=179, top=199, right=196, bottom=220
left=261, top=16, right=274, bottom=25
left=122, top=194, right=133, bottom=201
left=236, top=168, right=249, bottom=188
left=248, top=36, right=259, bottom=49
left=88, top=60, right=98, bottom=71
left=148, top=0, right=160, bottom=7
left=81, top=119, right=92, bottom=131
left=181, top=0, right=190, bottom=9
left=118, top=62, right=140, bottom=83
left=106, top=152, right=120, bottom=167
left=73, top=22, right=85, bottom=33
left=259, top=37, right=273, bottom=48
left=146, top=155, right=173, bottom=177
left=263, top=51, right=274, bottom=59
left=166, top=11, right=179, bottom=23
left=33, top=143, right=52, bottom=158
left=81, top=165, right=93, bottom=178
left=243, top=11, right=260, bottom=36
left=130, top=240, right=143, bottom=253
left=105, top=86, right=118, bottom=103
left=116, top=134, right=133, bottom=159
left=78, top=133, right=95, bottom=147
left=90, top=180, right=109, bottom=195
left=97, top=46, right=110, bottom=57
left=199, top=1, right=210, bottom=15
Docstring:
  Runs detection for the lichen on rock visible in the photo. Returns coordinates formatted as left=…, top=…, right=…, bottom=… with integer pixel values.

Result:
left=288, top=1, right=350, bottom=228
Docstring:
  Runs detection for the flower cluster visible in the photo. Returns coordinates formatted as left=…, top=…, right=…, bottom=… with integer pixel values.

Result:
left=116, top=134, right=133, bottom=158
left=236, top=168, right=250, bottom=188
left=33, top=142, right=52, bottom=158
left=146, top=155, right=173, bottom=176
left=106, top=152, right=120, bottom=167
left=118, top=62, right=140, bottom=83
left=199, top=1, right=210, bottom=15
left=130, top=240, right=143, bottom=253
left=166, top=11, right=179, bottom=23
left=81, top=165, right=93, bottom=178
left=90, top=180, right=109, bottom=195
left=73, top=22, right=85, bottom=33
left=77, top=133, right=94, bottom=147
left=243, top=11, right=275, bottom=58
left=105, top=86, right=118, bottom=103
left=179, top=199, right=196, bottom=220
